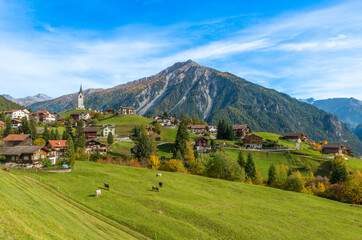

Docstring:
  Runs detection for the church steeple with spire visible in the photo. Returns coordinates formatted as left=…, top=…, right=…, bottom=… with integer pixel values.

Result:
left=77, top=84, right=85, bottom=110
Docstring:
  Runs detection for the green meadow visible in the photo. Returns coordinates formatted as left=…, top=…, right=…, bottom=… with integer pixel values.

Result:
left=14, top=161, right=362, bottom=240
left=0, top=169, right=144, bottom=240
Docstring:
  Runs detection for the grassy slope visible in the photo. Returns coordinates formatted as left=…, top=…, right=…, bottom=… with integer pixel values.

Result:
left=60, top=109, right=93, bottom=119
left=225, top=149, right=362, bottom=178
left=97, top=115, right=153, bottom=137
left=0, top=170, right=139, bottom=240
left=17, top=161, right=362, bottom=240
left=108, top=141, right=135, bottom=158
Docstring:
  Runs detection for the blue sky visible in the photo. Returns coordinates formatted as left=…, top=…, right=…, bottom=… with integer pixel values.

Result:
left=0, top=0, right=361, bottom=100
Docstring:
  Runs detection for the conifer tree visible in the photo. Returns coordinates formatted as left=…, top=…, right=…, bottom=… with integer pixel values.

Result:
left=63, top=118, right=73, bottom=140
left=74, top=120, right=86, bottom=151
left=237, top=151, right=246, bottom=169
left=65, top=136, right=75, bottom=166
left=107, top=131, right=114, bottom=145
left=330, top=156, right=349, bottom=184
left=29, top=120, right=37, bottom=139
left=20, top=117, right=30, bottom=134
left=55, top=129, right=60, bottom=140
left=50, top=129, right=56, bottom=140
left=267, top=164, right=276, bottom=186
left=3, top=117, right=13, bottom=137
left=43, top=124, right=50, bottom=142
left=245, top=153, right=256, bottom=181
left=0, top=112, right=5, bottom=122
left=134, top=125, right=151, bottom=159
left=174, top=121, right=189, bottom=157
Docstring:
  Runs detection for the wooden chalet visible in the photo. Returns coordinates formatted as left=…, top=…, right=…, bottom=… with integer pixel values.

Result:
left=187, top=125, right=206, bottom=135
left=3, top=134, right=33, bottom=147
left=343, top=145, right=353, bottom=156
left=321, top=144, right=343, bottom=155
left=284, top=133, right=308, bottom=142
left=194, top=137, right=211, bottom=152
left=84, top=127, right=98, bottom=139
left=70, top=112, right=90, bottom=123
left=104, top=108, right=115, bottom=114
left=11, top=119, right=22, bottom=129
left=243, top=134, right=263, bottom=149
left=1, top=145, right=55, bottom=164
left=232, top=124, right=250, bottom=139
left=85, top=140, right=108, bottom=153
left=47, top=140, right=67, bottom=157
left=206, top=125, right=217, bottom=134
left=117, top=107, right=136, bottom=115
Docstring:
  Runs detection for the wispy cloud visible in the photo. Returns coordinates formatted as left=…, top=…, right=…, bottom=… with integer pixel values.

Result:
left=0, top=0, right=361, bottom=100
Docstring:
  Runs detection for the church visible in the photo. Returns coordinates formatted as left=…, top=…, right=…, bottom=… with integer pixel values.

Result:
left=77, top=85, right=85, bottom=110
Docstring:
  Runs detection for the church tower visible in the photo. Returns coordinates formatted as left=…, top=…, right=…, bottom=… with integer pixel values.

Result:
left=77, top=85, right=85, bottom=110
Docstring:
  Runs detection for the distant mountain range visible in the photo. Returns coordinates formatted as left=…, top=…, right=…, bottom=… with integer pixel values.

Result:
left=2, top=94, right=52, bottom=107
left=29, top=60, right=362, bottom=156
left=299, top=97, right=362, bottom=129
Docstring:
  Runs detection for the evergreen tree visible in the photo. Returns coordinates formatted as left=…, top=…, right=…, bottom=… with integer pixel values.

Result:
left=174, top=121, right=189, bottom=157
left=29, top=120, right=37, bottom=139
left=192, top=114, right=201, bottom=125
left=267, top=164, right=276, bottom=186
left=226, top=124, right=234, bottom=140
left=63, top=118, right=73, bottom=140
left=162, top=111, right=168, bottom=119
left=50, top=129, right=56, bottom=140
left=107, top=132, right=114, bottom=145
left=245, top=153, right=256, bottom=181
left=3, top=117, right=13, bottom=137
left=237, top=151, right=246, bottom=169
left=175, top=150, right=184, bottom=160
left=19, top=117, right=30, bottom=134
left=43, top=124, right=50, bottom=142
left=74, top=120, right=86, bottom=152
left=55, top=129, right=60, bottom=140
left=134, top=125, right=151, bottom=159
left=217, top=120, right=225, bottom=139
left=65, top=136, right=75, bottom=166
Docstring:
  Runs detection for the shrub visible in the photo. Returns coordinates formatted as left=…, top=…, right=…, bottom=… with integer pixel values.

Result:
left=271, top=164, right=289, bottom=189
left=160, top=159, right=185, bottom=172
left=330, top=156, right=349, bottom=184
left=206, top=152, right=244, bottom=181
left=286, top=171, right=305, bottom=192
left=0, top=156, right=6, bottom=164
left=148, top=155, right=160, bottom=169
left=41, top=158, right=52, bottom=168
left=189, top=154, right=209, bottom=176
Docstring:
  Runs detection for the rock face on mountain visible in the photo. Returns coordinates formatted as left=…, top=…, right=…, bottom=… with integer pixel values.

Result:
left=29, top=60, right=362, bottom=156
left=2, top=93, right=53, bottom=107
left=300, top=97, right=362, bottom=129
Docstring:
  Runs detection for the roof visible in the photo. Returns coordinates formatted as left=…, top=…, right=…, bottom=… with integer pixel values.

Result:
left=195, top=137, right=208, bottom=141
left=188, top=125, right=206, bottom=129
left=48, top=140, right=67, bottom=148
left=12, top=119, right=22, bottom=123
left=118, top=106, right=136, bottom=110
left=284, top=132, right=306, bottom=137
left=86, top=139, right=108, bottom=146
left=104, top=108, right=114, bottom=111
left=84, top=127, right=98, bottom=133
left=0, top=121, right=4, bottom=125
left=343, top=145, right=352, bottom=150
left=232, top=124, right=249, bottom=130
left=245, top=134, right=263, bottom=139
left=2, top=145, right=43, bottom=156
left=102, top=124, right=116, bottom=128
left=322, top=144, right=343, bottom=149
left=70, top=112, right=89, bottom=116
left=79, top=84, right=83, bottom=94
left=3, top=134, right=32, bottom=141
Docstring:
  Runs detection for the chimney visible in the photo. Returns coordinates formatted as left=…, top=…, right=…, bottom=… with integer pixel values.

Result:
left=58, top=140, right=60, bottom=145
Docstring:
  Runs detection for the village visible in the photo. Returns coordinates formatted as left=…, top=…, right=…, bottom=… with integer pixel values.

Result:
left=0, top=86, right=354, bottom=169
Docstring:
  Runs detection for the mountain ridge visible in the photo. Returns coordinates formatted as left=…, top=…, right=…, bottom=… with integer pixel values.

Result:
left=2, top=93, right=53, bottom=107
left=29, top=60, right=362, bottom=156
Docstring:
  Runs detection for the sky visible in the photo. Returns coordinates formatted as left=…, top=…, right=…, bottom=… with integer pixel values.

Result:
left=0, top=0, right=361, bottom=100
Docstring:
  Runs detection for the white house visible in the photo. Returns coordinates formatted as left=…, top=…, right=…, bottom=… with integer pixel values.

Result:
left=102, top=124, right=116, bottom=137
left=3, top=109, right=29, bottom=120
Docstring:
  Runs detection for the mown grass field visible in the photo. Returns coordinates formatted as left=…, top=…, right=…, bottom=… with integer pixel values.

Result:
left=37, top=126, right=66, bottom=135
left=0, top=169, right=143, bottom=240
left=15, top=161, right=362, bottom=240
